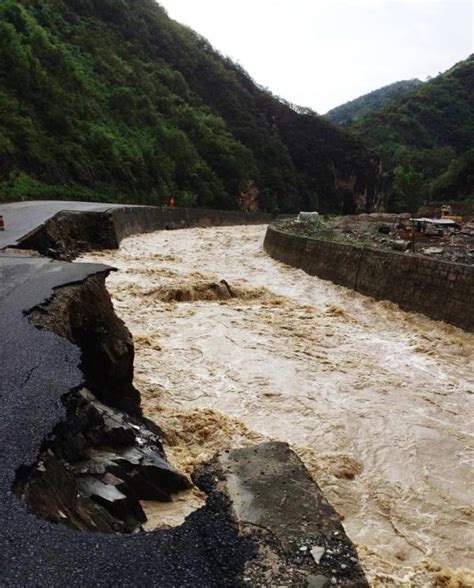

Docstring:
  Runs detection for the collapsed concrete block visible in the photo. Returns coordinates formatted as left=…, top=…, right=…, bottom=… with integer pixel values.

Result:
left=194, top=442, right=368, bottom=587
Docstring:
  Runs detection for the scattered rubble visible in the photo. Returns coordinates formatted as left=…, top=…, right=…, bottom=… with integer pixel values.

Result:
left=277, top=211, right=474, bottom=265
left=311, top=546, right=326, bottom=564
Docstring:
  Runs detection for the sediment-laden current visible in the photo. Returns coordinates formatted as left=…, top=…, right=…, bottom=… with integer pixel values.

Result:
left=79, top=225, right=473, bottom=586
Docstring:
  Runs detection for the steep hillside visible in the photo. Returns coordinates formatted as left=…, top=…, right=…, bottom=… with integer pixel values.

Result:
left=347, top=56, right=474, bottom=208
left=430, top=149, right=474, bottom=202
left=326, top=79, right=422, bottom=125
left=0, top=0, right=379, bottom=213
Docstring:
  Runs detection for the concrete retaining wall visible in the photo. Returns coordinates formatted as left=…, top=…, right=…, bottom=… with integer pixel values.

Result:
left=264, top=225, right=474, bottom=331
left=17, top=206, right=271, bottom=260
left=110, top=206, right=271, bottom=243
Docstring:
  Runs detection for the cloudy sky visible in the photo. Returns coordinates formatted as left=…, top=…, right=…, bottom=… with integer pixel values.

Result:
left=158, top=0, right=473, bottom=113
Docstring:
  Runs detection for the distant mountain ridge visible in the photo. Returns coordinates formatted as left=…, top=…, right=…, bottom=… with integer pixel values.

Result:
left=0, top=0, right=379, bottom=213
left=326, top=79, right=423, bottom=125
left=347, top=56, right=474, bottom=207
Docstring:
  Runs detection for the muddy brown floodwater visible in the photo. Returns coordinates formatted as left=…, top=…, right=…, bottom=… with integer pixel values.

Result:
left=79, top=225, right=474, bottom=586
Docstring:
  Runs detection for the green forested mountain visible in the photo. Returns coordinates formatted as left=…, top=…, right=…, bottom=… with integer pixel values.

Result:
left=0, top=0, right=379, bottom=213
left=347, top=56, right=474, bottom=209
left=430, top=149, right=474, bottom=202
left=326, top=79, right=422, bottom=125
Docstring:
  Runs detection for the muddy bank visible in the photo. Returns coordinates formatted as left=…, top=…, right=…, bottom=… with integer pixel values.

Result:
left=79, top=225, right=474, bottom=585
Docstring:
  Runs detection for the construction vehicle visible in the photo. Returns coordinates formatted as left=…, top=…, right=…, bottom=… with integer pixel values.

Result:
left=441, top=205, right=463, bottom=223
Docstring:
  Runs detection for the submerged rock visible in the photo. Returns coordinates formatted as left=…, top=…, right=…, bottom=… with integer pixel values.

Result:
left=149, top=279, right=235, bottom=302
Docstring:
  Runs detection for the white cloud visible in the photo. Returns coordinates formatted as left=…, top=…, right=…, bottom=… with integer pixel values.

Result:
left=158, top=0, right=473, bottom=113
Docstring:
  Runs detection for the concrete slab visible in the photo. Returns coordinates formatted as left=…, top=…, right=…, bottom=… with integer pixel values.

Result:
left=195, top=443, right=368, bottom=587
left=219, top=443, right=349, bottom=549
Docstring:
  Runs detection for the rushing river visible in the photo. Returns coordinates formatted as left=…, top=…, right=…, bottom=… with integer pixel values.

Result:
left=79, top=225, right=473, bottom=586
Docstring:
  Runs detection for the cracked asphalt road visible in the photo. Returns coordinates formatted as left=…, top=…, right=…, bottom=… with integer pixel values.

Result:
left=0, top=202, right=260, bottom=587
left=0, top=201, right=128, bottom=249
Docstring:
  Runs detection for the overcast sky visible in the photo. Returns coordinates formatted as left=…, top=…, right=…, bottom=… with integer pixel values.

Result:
left=158, top=0, right=473, bottom=114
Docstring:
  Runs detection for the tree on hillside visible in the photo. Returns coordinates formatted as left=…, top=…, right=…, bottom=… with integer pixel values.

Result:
left=430, top=150, right=474, bottom=201
left=348, top=56, right=474, bottom=209
left=393, top=165, right=425, bottom=210
left=0, top=0, right=378, bottom=210
left=392, top=165, right=426, bottom=252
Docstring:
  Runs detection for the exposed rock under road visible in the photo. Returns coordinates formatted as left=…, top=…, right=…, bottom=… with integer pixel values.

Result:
left=15, top=388, right=192, bottom=534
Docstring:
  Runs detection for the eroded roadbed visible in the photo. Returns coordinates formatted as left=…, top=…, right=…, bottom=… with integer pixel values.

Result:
left=0, top=254, right=366, bottom=586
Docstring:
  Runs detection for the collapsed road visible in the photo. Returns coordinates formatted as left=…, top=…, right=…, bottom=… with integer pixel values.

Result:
left=0, top=202, right=368, bottom=587
left=79, top=224, right=474, bottom=586
left=0, top=200, right=127, bottom=250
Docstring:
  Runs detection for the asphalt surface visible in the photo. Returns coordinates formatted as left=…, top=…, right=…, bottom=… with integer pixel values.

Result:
left=0, top=201, right=132, bottom=249
left=0, top=202, right=255, bottom=587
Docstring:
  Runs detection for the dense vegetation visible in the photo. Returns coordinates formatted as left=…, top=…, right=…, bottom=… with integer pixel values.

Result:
left=0, top=0, right=379, bottom=213
left=325, top=79, right=422, bottom=125
left=346, top=56, right=474, bottom=210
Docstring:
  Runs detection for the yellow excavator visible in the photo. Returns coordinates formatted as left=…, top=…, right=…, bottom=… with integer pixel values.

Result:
left=441, top=205, right=463, bottom=223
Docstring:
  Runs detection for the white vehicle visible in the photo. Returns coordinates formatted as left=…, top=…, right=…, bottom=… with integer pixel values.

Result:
left=297, top=211, right=320, bottom=225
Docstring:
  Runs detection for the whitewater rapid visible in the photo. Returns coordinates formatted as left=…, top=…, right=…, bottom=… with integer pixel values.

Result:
left=79, top=225, right=473, bottom=586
